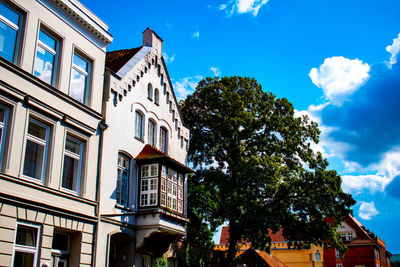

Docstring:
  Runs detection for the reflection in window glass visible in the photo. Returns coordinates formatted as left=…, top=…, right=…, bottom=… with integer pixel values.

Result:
left=13, top=223, right=40, bottom=267
left=70, top=52, right=90, bottom=103
left=34, top=28, right=58, bottom=85
left=62, top=135, right=83, bottom=193
left=0, top=1, right=22, bottom=62
left=117, top=153, right=130, bottom=206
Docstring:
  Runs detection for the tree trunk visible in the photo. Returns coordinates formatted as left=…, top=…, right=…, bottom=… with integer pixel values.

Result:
left=225, top=220, right=238, bottom=267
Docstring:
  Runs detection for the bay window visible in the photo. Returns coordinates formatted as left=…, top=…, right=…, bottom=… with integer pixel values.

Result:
left=23, top=118, right=50, bottom=181
left=0, top=1, right=23, bottom=63
left=34, top=27, right=59, bottom=85
left=61, top=135, right=84, bottom=193
left=117, top=153, right=130, bottom=205
left=70, top=51, right=91, bottom=103
left=140, top=164, right=158, bottom=206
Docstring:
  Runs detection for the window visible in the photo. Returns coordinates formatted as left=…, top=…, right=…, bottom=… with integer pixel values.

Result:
left=315, top=250, right=320, bottom=261
left=61, top=135, right=84, bottom=193
left=177, top=128, right=180, bottom=138
left=347, top=232, right=353, bottom=240
left=13, top=222, right=40, bottom=267
left=159, top=127, right=167, bottom=153
left=0, top=104, right=9, bottom=169
left=166, top=92, right=169, bottom=104
left=117, top=153, right=130, bottom=206
left=172, top=110, right=175, bottom=121
left=0, top=1, right=23, bottom=63
left=135, top=111, right=143, bottom=140
left=161, top=166, right=184, bottom=213
left=140, top=164, right=158, bottom=206
left=70, top=51, right=91, bottom=103
left=147, top=83, right=153, bottom=100
left=163, top=83, right=166, bottom=94
left=185, top=139, right=188, bottom=151
left=52, top=232, right=69, bottom=266
left=148, top=120, right=156, bottom=147
left=335, top=249, right=340, bottom=258
left=34, top=27, right=59, bottom=85
left=154, top=88, right=159, bottom=105
left=336, top=264, right=342, bottom=267
left=23, top=118, right=50, bottom=181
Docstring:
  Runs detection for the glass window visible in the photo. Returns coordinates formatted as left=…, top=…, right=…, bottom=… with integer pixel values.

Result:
left=117, top=153, right=130, bottom=206
left=166, top=92, right=169, bottom=104
left=70, top=52, right=91, bottom=103
left=23, top=119, right=49, bottom=181
left=140, top=164, right=158, bottom=207
left=315, top=250, right=320, bottom=261
left=61, top=135, right=83, bottom=193
left=13, top=223, right=40, bottom=267
left=147, top=83, right=153, bottom=100
left=0, top=104, right=9, bottom=169
left=161, top=166, right=184, bottom=213
left=0, top=1, right=23, bottom=63
left=159, top=127, right=167, bottom=153
left=154, top=89, right=159, bottom=104
left=135, top=111, right=143, bottom=140
left=148, top=120, right=156, bottom=147
left=34, top=27, right=59, bottom=85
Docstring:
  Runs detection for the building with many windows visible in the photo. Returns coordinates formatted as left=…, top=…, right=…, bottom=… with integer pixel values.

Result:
left=96, top=28, right=191, bottom=266
left=0, top=0, right=112, bottom=266
left=323, top=215, right=391, bottom=267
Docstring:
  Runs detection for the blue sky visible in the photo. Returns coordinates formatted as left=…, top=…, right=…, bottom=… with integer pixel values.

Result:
left=81, top=0, right=400, bottom=253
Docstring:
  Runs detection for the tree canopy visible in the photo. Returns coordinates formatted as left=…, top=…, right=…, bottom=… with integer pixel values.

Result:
left=180, top=76, right=355, bottom=266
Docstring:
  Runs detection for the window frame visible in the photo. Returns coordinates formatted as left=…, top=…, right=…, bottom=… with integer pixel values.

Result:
left=135, top=111, right=144, bottom=140
left=0, top=103, right=10, bottom=170
left=154, top=88, right=159, bottom=105
left=148, top=119, right=156, bottom=147
left=140, top=164, right=158, bottom=207
left=22, top=117, right=51, bottom=183
left=159, top=127, right=168, bottom=153
left=61, top=134, right=84, bottom=194
left=116, top=152, right=130, bottom=206
left=12, top=222, right=41, bottom=267
left=147, top=83, right=153, bottom=100
left=0, top=1, right=24, bottom=64
left=33, top=25, right=60, bottom=86
left=69, top=49, right=92, bottom=104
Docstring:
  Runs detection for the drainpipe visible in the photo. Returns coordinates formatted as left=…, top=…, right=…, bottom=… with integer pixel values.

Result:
left=92, top=119, right=108, bottom=267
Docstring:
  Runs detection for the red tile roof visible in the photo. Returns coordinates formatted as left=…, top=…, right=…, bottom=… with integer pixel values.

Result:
left=219, top=226, right=286, bottom=245
left=105, top=47, right=141, bottom=73
left=236, top=248, right=288, bottom=267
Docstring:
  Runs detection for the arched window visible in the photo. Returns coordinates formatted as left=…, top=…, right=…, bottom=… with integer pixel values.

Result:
left=159, top=127, right=168, bottom=153
left=148, top=120, right=156, bottom=147
left=154, top=89, right=159, bottom=105
left=147, top=83, right=153, bottom=100
left=117, top=153, right=130, bottom=205
left=135, top=111, right=144, bottom=140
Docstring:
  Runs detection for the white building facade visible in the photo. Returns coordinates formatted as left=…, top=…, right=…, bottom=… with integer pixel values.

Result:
left=97, top=28, right=191, bottom=267
left=0, top=0, right=112, bottom=266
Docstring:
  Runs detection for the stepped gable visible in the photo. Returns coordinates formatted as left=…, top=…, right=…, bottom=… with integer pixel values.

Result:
left=105, top=47, right=141, bottom=73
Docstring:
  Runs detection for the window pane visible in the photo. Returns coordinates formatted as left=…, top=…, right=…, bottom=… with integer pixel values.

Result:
left=0, top=20, right=18, bottom=62
left=16, top=225, right=36, bottom=246
left=23, top=140, right=44, bottom=179
left=69, top=68, right=86, bottom=102
left=73, top=53, right=88, bottom=71
left=38, top=30, right=56, bottom=50
left=34, top=45, right=55, bottom=84
left=0, top=108, right=4, bottom=122
left=65, top=137, right=80, bottom=154
left=28, top=121, right=46, bottom=140
left=0, top=2, right=20, bottom=25
left=13, top=251, right=34, bottom=267
left=62, top=155, right=78, bottom=191
left=52, top=233, right=68, bottom=251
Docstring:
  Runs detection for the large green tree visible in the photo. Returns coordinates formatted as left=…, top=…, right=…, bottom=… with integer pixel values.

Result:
left=180, top=76, right=355, bottom=266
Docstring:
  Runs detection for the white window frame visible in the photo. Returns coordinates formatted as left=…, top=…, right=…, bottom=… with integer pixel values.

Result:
left=12, top=222, right=41, bottom=267
left=140, top=164, right=158, bottom=207
left=0, top=1, right=23, bottom=63
left=61, top=134, right=84, bottom=194
left=34, top=26, right=59, bottom=86
left=116, top=153, right=130, bottom=206
left=0, top=104, right=9, bottom=170
left=135, top=111, right=144, bottom=140
left=148, top=120, right=156, bottom=147
left=336, top=264, right=342, bottom=267
left=70, top=50, right=91, bottom=104
left=159, top=127, right=168, bottom=153
left=22, top=118, right=50, bottom=183
left=161, top=166, right=184, bottom=213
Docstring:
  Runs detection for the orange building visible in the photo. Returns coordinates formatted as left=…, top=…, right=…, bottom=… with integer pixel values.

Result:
left=219, top=226, right=324, bottom=267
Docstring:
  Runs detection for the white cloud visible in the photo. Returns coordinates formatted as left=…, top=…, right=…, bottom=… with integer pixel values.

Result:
left=163, top=52, right=175, bottom=64
left=210, top=67, right=221, bottom=76
left=386, top=32, right=400, bottom=67
left=309, top=56, right=370, bottom=105
left=192, top=31, right=200, bottom=39
left=358, top=201, right=379, bottom=220
left=173, top=76, right=202, bottom=100
left=219, top=0, right=270, bottom=16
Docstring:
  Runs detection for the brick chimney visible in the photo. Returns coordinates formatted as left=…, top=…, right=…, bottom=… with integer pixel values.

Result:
left=143, top=27, right=163, bottom=56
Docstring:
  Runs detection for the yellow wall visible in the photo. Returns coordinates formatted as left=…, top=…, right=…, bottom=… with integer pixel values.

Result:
left=270, top=242, right=323, bottom=267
